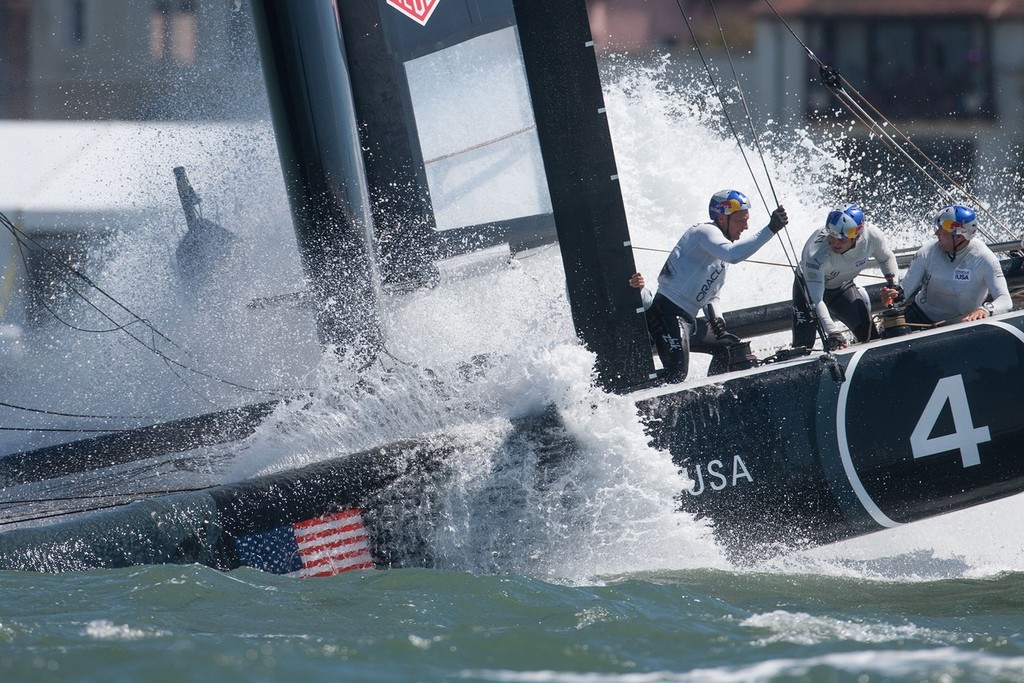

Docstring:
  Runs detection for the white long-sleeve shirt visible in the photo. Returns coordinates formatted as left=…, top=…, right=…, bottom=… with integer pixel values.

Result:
left=656, top=222, right=774, bottom=317
left=901, top=238, right=1011, bottom=322
left=800, top=224, right=899, bottom=334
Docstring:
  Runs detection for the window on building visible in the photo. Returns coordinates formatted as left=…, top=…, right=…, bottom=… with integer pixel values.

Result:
left=806, top=18, right=992, bottom=121
left=150, top=0, right=197, bottom=65
left=0, top=2, right=31, bottom=118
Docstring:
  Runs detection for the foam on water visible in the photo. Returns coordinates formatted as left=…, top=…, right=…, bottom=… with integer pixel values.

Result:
left=465, top=647, right=1024, bottom=683
left=226, top=246, right=728, bottom=579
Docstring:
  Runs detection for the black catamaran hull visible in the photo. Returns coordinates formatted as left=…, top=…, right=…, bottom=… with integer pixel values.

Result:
left=642, top=314, right=1024, bottom=557
left=3, top=312, right=1024, bottom=571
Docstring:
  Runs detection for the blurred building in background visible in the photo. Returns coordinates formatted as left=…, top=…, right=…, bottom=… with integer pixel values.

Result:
left=1, top=0, right=1023, bottom=195
left=0, top=0, right=261, bottom=120
left=752, top=0, right=1024, bottom=196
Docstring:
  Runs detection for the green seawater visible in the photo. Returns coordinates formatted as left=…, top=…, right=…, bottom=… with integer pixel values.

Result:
left=2, top=565, right=1024, bottom=683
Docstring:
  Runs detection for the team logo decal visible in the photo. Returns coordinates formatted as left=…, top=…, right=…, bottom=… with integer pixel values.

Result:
left=836, top=322, right=1024, bottom=526
left=386, top=0, right=440, bottom=26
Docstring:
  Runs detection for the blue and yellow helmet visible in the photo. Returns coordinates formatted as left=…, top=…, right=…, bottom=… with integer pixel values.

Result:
left=825, top=204, right=865, bottom=240
left=708, top=189, right=751, bottom=221
left=935, top=205, right=978, bottom=239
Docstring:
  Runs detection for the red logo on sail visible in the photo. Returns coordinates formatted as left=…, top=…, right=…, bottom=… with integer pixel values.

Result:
left=387, top=0, right=440, bottom=26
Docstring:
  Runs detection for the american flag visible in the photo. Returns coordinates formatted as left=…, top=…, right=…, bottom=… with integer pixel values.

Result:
left=235, top=509, right=375, bottom=578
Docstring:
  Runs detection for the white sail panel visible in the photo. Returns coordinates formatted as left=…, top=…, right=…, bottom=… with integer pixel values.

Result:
left=404, top=27, right=552, bottom=232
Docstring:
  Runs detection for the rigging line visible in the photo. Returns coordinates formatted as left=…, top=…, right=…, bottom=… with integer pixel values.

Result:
left=0, top=426, right=131, bottom=432
left=509, top=243, right=556, bottom=261
left=423, top=124, right=537, bottom=165
left=708, top=0, right=779, bottom=208
left=632, top=246, right=888, bottom=277
left=6, top=219, right=170, bottom=337
left=838, top=73, right=1011, bottom=222
left=160, top=354, right=223, bottom=408
left=827, top=84, right=1001, bottom=244
left=707, top=0, right=804, bottom=285
left=0, top=486, right=215, bottom=508
left=153, top=328, right=298, bottom=400
left=0, top=233, right=17, bottom=318
left=672, top=0, right=766, bottom=210
left=760, top=0, right=820, bottom=65
left=832, top=76, right=962, bottom=193
left=9, top=229, right=172, bottom=353
left=2, top=215, right=295, bottom=400
left=15, top=238, right=150, bottom=335
left=0, top=503, right=126, bottom=526
left=830, top=91, right=964, bottom=203
left=693, top=0, right=834, bottom=363
left=0, top=493, right=216, bottom=527
left=674, top=1, right=804, bottom=275
left=829, top=74, right=1012, bottom=242
left=0, top=212, right=183, bottom=351
left=826, top=83, right=963, bottom=202
left=759, top=0, right=1012, bottom=242
left=0, top=399, right=153, bottom=421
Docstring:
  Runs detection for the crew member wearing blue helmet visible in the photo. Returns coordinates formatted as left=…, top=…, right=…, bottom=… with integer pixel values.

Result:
left=882, top=205, right=1011, bottom=325
left=792, top=203, right=900, bottom=351
left=638, top=189, right=787, bottom=382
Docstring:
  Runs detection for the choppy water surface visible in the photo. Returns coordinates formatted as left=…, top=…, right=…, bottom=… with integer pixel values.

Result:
left=4, top=565, right=1024, bottom=682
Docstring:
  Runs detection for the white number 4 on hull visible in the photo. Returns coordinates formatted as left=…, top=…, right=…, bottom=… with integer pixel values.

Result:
left=910, top=375, right=991, bottom=468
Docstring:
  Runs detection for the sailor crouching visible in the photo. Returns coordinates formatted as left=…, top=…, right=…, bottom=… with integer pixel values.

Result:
left=881, top=205, right=1011, bottom=327
left=792, top=203, right=900, bottom=352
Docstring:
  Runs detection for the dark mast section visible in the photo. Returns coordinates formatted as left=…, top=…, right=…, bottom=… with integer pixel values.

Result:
left=513, top=0, right=656, bottom=393
left=250, top=0, right=382, bottom=358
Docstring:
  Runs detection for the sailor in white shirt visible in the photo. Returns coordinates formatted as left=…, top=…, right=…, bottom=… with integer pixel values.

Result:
left=882, top=205, right=1011, bottom=325
left=793, top=204, right=900, bottom=351
left=642, top=189, right=788, bottom=381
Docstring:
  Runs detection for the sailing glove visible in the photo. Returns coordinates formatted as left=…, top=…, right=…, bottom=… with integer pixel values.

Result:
left=881, top=284, right=905, bottom=307
left=710, top=316, right=727, bottom=338
left=768, top=206, right=788, bottom=234
left=825, top=331, right=846, bottom=352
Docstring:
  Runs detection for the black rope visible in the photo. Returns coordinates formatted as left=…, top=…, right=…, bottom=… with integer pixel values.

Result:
left=0, top=212, right=185, bottom=347
left=708, top=0, right=835, bottom=360
left=708, top=0, right=779, bottom=209
left=673, top=0, right=765, bottom=209
left=672, top=0, right=840, bottom=373
left=0, top=209, right=298, bottom=401
left=0, top=399, right=152, bottom=421
left=0, top=501, right=138, bottom=526
left=0, top=483, right=221, bottom=526
left=0, top=486, right=215, bottom=527
left=760, top=0, right=1015, bottom=243
left=0, top=486, right=214, bottom=509
left=0, top=426, right=130, bottom=433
